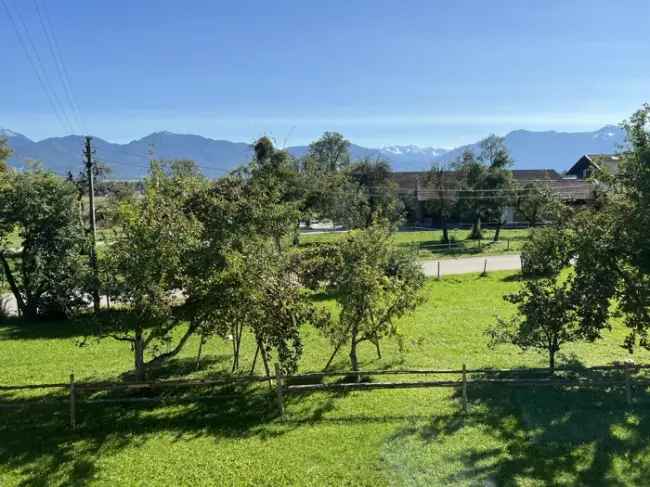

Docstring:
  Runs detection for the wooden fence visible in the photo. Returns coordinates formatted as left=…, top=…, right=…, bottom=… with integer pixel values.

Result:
left=1, top=363, right=648, bottom=430
left=414, top=238, right=514, bottom=256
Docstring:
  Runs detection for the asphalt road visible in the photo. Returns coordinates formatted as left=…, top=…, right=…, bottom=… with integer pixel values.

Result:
left=420, top=254, right=522, bottom=277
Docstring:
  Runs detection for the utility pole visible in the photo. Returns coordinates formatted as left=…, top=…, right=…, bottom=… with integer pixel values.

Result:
left=84, top=136, right=100, bottom=313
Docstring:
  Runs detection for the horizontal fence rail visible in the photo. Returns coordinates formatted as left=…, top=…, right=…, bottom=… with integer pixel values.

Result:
left=1, top=362, right=647, bottom=429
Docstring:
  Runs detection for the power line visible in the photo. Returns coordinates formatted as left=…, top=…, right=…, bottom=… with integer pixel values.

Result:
left=1, top=0, right=73, bottom=134
left=33, top=0, right=85, bottom=134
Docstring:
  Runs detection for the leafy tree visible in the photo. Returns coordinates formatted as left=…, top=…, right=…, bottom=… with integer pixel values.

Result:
left=513, top=181, right=560, bottom=227
left=317, top=224, right=425, bottom=375
left=426, top=162, right=456, bottom=242
left=349, top=157, right=404, bottom=229
left=185, top=170, right=328, bottom=374
left=306, top=131, right=351, bottom=172
left=454, top=136, right=514, bottom=240
left=480, top=135, right=514, bottom=241
left=488, top=277, right=582, bottom=372
left=568, top=104, right=650, bottom=353
left=246, top=137, right=302, bottom=247
left=0, top=166, right=90, bottom=320
left=521, top=226, right=573, bottom=277
left=297, top=132, right=361, bottom=229
left=96, top=161, right=205, bottom=379
left=454, top=150, right=486, bottom=239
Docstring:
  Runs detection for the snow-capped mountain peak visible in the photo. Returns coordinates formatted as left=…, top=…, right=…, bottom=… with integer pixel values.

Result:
left=592, top=125, right=624, bottom=140
left=381, top=145, right=447, bottom=156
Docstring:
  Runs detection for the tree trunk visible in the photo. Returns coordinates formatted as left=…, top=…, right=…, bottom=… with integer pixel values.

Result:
left=256, top=336, right=273, bottom=390
left=0, top=253, right=26, bottom=317
left=350, top=322, right=360, bottom=382
left=249, top=343, right=260, bottom=375
left=548, top=348, right=556, bottom=375
left=442, top=218, right=449, bottom=243
left=470, top=212, right=482, bottom=240
left=234, top=325, right=242, bottom=370
left=494, top=220, right=502, bottom=242
left=195, top=333, right=205, bottom=370
left=293, top=222, right=300, bottom=247
left=349, top=340, right=359, bottom=381
left=373, top=337, right=382, bottom=359
left=134, top=328, right=145, bottom=381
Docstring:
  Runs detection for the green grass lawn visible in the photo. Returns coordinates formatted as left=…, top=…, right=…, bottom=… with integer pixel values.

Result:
left=300, top=228, right=530, bottom=260
left=2, top=271, right=650, bottom=486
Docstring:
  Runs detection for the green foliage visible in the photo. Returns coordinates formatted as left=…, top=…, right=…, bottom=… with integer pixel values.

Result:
left=297, top=133, right=360, bottom=227
left=489, top=277, right=582, bottom=370
left=245, top=138, right=302, bottom=248
left=521, top=226, right=573, bottom=277
left=570, top=104, right=650, bottom=353
left=513, top=181, right=568, bottom=227
left=183, top=154, right=328, bottom=374
left=426, top=162, right=457, bottom=241
left=98, top=161, right=206, bottom=378
left=453, top=136, right=514, bottom=240
left=348, top=157, right=404, bottom=229
left=0, top=136, right=11, bottom=172
left=317, top=224, right=425, bottom=371
left=0, top=166, right=90, bottom=319
left=293, top=243, right=341, bottom=290
left=5, top=272, right=650, bottom=486
left=306, top=131, right=351, bottom=172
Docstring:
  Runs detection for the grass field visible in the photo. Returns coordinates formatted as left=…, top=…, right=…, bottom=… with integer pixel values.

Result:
left=2, top=271, right=650, bottom=486
left=300, top=228, right=530, bottom=259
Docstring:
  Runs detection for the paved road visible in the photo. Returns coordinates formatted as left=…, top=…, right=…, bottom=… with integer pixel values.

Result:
left=420, top=254, right=522, bottom=277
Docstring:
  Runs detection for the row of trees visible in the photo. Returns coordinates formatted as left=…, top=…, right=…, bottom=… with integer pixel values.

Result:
left=489, top=104, right=650, bottom=371
left=426, top=135, right=567, bottom=242
left=0, top=133, right=424, bottom=380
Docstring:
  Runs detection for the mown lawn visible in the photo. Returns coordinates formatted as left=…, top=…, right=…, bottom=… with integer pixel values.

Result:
left=300, top=228, right=530, bottom=259
left=2, top=271, right=650, bottom=486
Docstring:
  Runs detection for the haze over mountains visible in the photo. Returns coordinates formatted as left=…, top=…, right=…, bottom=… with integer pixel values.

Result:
left=1, top=125, right=626, bottom=179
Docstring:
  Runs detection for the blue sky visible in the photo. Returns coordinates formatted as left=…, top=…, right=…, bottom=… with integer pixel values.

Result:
left=1, top=0, right=649, bottom=148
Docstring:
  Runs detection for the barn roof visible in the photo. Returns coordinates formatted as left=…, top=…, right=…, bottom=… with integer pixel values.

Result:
left=585, top=154, right=623, bottom=174
left=390, top=169, right=593, bottom=201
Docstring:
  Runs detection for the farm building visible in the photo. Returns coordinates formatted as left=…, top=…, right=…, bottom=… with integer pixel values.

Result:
left=565, top=153, right=623, bottom=179
left=391, top=160, right=599, bottom=226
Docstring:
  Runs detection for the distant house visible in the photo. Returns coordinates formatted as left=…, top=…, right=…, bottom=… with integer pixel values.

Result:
left=565, top=154, right=623, bottom=180
left=390, top=168, right=594, bottom=226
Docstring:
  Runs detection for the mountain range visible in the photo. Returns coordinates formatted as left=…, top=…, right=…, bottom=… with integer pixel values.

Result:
left=1, top=125, right=626, bottom=179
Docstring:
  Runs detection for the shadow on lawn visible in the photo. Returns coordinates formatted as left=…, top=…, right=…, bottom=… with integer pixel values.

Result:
left=0, top=316, right=91, bottom=340
left=0, top=355, right=340, bottom=486
left=388, top=364, right=650, bottom=486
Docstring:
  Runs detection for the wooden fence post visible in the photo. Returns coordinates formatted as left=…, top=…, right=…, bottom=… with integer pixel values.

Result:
left=274, top=363, right=285, bottom=420
left=482, top=258, right=487, bottom=276
left=437, top=260, right=441, bottom=280
left=625, top=362, right=633, bottom=406
left=461, top=363, right=468, bottom=413
left=507, top=239, right=510, bottom=251
left=69, top=373, right=77, bottom=431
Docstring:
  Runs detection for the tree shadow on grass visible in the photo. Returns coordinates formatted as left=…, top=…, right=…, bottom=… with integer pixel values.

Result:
left=0, top=379, right=292, bottom=485
left=0, top=316, right=91, bottom=340
left=387, top=365, right=650, bottom=486
left=0, top=349, right=352, bottom=486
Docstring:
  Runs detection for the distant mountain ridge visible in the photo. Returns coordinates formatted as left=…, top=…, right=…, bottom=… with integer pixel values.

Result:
left=1, top=125, right=626, bottom=179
